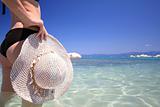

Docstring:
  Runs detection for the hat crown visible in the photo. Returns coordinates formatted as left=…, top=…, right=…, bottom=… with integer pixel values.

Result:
left=34, top=52, right=67, bottom=89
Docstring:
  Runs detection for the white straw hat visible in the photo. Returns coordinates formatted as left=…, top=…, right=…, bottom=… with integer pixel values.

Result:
left=10, top=33, right=73, bottom=104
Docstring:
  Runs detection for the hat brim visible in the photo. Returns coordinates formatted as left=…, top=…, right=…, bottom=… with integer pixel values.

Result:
left=10, top=33, right=73, bottom=104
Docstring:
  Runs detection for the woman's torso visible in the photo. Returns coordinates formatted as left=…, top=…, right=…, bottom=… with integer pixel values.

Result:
left=10, top=0, right=41, bottom=31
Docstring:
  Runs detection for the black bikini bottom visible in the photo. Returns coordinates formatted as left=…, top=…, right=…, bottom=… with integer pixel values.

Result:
left=0, top=28, right=38, bottom=58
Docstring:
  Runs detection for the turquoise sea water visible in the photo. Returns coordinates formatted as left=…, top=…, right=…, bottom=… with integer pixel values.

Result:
left=0, top=56, right=160, bottom=107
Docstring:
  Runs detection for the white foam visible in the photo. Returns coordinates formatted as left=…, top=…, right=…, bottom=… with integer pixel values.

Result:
left=130, top=54, right=160, bottom=58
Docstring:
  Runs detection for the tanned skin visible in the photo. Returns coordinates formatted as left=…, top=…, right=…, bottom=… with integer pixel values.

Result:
left=0, top=0, right=47, bottom=106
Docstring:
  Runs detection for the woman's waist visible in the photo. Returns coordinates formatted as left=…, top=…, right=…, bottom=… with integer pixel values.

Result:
left=11, top=22, right=39, bottom=32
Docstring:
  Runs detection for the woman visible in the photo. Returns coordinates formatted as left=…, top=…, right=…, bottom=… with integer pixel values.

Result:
left=0, top=0, right=47, bottom=106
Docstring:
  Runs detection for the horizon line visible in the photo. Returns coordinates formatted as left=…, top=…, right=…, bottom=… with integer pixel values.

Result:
left=79, top=51, right=160, bottom=55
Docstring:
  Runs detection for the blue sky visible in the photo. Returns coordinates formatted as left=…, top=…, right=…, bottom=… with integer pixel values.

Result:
left=0, top=0, right=160, bottom=54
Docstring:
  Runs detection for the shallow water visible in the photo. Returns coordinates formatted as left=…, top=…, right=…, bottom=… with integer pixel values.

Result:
left=0, top=56, right=160, bottom=107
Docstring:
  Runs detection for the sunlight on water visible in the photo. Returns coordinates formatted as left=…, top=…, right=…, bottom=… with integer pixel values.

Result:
left=0, top=57, right=160, bottom=107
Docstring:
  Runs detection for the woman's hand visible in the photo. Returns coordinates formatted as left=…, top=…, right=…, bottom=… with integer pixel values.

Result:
left=23, top=19, right=48, bottom=41
left=33, top=20, right=48, bottom=41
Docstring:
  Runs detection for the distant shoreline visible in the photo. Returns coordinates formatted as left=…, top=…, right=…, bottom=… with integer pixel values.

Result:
left=81, top=51, right=160, bottom=56
left=80, top=51, right=160, bottom=59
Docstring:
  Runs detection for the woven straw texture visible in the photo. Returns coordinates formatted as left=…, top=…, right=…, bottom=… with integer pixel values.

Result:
left=10, top=33, right=73, bottom=104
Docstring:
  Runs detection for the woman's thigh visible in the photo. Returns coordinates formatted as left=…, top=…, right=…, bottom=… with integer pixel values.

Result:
left=0, top=40, right=25, bottom=92
left=6, top=40, right=25, bottom=65
left=0, top=40, right=24, bottom=67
